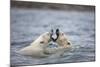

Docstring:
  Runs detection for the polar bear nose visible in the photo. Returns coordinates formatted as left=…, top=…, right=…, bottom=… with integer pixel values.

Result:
left=56, top=28, right=59, bottom=36
left=55, top=28, right=60, bottom=41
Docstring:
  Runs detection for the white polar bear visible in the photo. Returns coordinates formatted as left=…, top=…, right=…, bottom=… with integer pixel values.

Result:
left=55, top=29, right=71, bottom=49
left=19, top=32, right=52, bottom=58
left=47, top=29, right=72, bottom=56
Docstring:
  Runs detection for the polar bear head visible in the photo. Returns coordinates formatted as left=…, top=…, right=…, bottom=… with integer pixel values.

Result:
left=18, top=31, right=53, bottom=56
left=33, top=31, right=53, bottom=47
left=40, top=32, right=52, bottom=43
left=54, top=29, right=71, bottom=48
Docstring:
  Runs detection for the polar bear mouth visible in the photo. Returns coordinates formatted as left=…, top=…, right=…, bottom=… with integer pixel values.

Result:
left=50, top=29, right=59, bottom=42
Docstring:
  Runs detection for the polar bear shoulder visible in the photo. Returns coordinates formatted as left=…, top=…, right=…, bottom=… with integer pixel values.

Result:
left=19, top=32, right=51, bottom=57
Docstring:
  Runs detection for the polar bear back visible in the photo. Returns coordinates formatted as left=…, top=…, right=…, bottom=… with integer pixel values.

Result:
left=19, top=45, right=44, bottom=56
left=19, top=32, right=51, bottom=57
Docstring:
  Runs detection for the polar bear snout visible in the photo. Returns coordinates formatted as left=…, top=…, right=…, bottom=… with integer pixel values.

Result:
left=50, top=29, right=59, bottom=42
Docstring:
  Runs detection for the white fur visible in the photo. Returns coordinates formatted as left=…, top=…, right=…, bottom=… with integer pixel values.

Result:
left=46, top=32, right=72, bottom=56
left=56, top=32, right=71, bottom=48
left=19, top=32, right=51, bottom=57
left=44, top=31, right=72, bottom=56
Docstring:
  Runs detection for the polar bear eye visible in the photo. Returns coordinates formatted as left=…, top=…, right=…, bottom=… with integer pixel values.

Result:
left=67, top=42, right=70, bottom=45
left=40, top=41, right=45, bottom=44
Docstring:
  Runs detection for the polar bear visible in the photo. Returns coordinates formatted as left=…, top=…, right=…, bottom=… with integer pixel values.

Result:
left=19, top=32, right=53, bottom=58
left=55, top=29, right=71, bottom=48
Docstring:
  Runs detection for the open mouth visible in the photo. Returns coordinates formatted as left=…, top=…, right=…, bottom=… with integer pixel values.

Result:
left=50, top=29, right=59, bottom=42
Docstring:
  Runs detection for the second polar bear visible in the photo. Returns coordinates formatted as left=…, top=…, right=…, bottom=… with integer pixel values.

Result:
left=19, top=32, right=52, bottom=57
left=55, top=29, right=71, bottom=49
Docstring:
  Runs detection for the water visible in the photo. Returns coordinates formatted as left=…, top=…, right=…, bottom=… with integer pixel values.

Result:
left=11, top=7, right=95, bottom=66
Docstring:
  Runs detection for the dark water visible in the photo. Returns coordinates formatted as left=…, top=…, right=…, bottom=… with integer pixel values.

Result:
left=11, top=7, right=95, bottom=66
